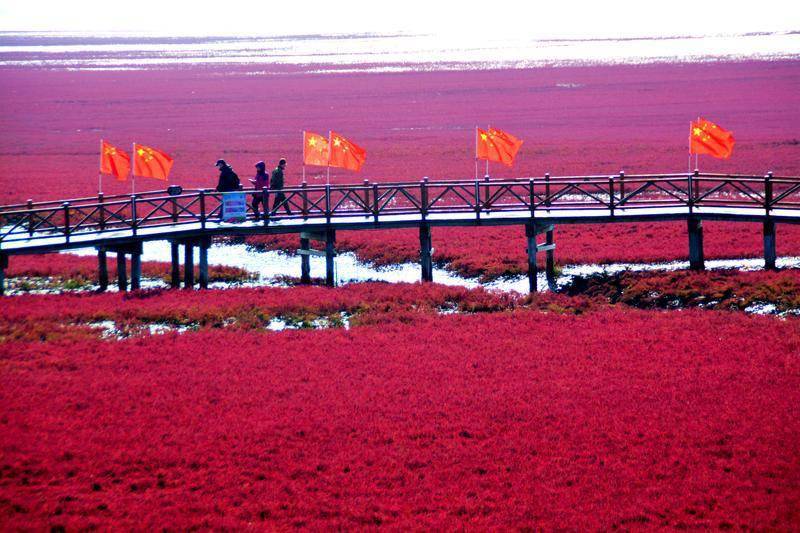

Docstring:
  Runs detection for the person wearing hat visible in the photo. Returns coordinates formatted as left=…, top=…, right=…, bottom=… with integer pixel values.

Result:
left=270, top=158, right=292, bottom=216
left=249, top=161, right=269, bottom=220
left=214, top=159, right=240, bottom=193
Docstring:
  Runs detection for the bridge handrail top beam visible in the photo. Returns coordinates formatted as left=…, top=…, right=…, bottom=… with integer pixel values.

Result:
left=3, top=172, right=800, bottom=212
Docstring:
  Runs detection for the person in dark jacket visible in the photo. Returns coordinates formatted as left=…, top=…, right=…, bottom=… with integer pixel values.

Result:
left=249, top=160, right=269, bottom=220
left=270, top=158, right=291, bottom=216
left=214, top=159, right=240, bottom=192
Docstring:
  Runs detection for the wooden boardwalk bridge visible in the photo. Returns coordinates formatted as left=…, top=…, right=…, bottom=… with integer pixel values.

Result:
left=1, top=171, right=799, bottom=294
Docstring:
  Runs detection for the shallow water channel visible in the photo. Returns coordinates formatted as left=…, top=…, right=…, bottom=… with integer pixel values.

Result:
left=64, top=240, right=800, bottom=294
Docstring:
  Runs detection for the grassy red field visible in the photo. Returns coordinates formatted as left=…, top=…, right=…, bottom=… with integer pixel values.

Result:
left=2, top=60, right=800, bottom=273
left=3, top=57, right=800, bottom=530
left=1, top=285, right=799, bottom=529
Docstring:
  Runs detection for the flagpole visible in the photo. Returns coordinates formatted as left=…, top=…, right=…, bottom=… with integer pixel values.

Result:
left=695, top=116, right=700, bottom=172
left=98, top=138, right=103, bottom=194
left=131, top=142, right=136, bottom=195
left=326, top=130, right=331, bottom=186
left=485, top=124, right=490, bottom=177
left=688, top=122, right=692, bottom=174
left=474, top=126, right=478, bottom=180
left=302, top=130, right=306, bottom=182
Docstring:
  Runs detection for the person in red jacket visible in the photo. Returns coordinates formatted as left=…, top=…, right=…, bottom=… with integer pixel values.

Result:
left=249, top=160, right=269, bottom=220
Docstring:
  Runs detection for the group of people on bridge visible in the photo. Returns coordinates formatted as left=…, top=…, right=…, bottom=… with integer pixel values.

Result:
left=214, top=158, right=291, bottom=219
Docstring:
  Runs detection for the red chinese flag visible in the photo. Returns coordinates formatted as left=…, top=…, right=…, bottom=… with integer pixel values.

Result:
left=690, top=118, right=735, bottom=159
left=100, top=140, right=131, bottom=181
left=133, top=144, right=174, bottom=181
left=477, top=127, right=523, bottom=167
left=329, top=132, right=366, bottom=172
left=303, top=131, right=330, bottom=167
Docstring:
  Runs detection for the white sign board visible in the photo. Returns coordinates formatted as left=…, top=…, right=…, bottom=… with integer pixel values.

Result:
left=222, top=192, right=247, bottom=223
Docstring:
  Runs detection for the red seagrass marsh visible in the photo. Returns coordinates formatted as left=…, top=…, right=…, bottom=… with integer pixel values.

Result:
left=2, top=26, right=800, bottom=530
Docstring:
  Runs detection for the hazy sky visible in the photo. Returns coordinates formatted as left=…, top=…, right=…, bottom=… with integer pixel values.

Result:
left=0, top=0, right=797, bottom=38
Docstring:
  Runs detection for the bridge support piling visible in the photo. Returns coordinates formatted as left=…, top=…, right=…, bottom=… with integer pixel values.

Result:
left=420, top=223, right=433, bottom=282
left=97, top=249, right=108, bottom=291
left=764, top=219, right=777, bottom=270
left=170, top=242, right=180, bottom=288
left=116, top=252, right=128, bottom=292
left=0, top=254, right=7, bottom=296
left=184, top=241, right=195, bottom=289
left=325, top=229, right=336, bottom=287
left=130, top=246, right=142, bottom=291
left=525, top=222, right=538, bottom=293
left=546, top=228, right=555, bottom=282
left=300, top=236, right=311, bottom=284
left=198, top=237, right=209, bottom=289
left=688, top=217, right=705, bottom=270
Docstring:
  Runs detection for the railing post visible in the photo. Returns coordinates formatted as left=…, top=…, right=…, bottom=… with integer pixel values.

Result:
left=170, top=241, right=180, bottom=288
left=546, top=227, right=556, bottom=283
left=372, top=183, right=379, bottom=223
left=363, top=179, right=370, bottom=218
left=263, top=187, right=270, bottom=226
left=688, top=170, right=698, bottom=213
left=420, top=178, right=428, bottom=221
left=765, top=171, right=773, bottom=213
left=483, top=174, right=490, bottom=210
left=27, top=199, right=34, bottom=236
left=171, top=194, right=178, bottom=224
left=474, top=179, right=481, bottom=220
left=116, top=251, right=127, bottom=292
left=528, top=178, right=535, bottom=218
left=130, top=243, right=142, bottom=291
left=62, top=202, right=70, bottom=242
left=688, top=217, right=705, bottom=271
left=525, top=221, right=537, bottom=293
left=325, top=228, right=336, bottom=287
left=302, top=181, right=309, bottom=219
left=199, top=190, right=206, bottom=230
left=184, top=240, right=195, bottom=289
left=98, top=193, right=106, bottom=231
left=198, top=236, right=209, bottom=289
left=618, top=171, right=625, bottom=205
left=300, top=235, right=311, bottom=284
left=544, top=173, right=551, bottom=208
left=764, top=219, right=777, bottom=270
left=325, top=184, right=332, bottom=222
left=97, top=248, right=108, bottom=291
left=419, top=223, right=433, bottom=282
left=0, top=254, right=8, bottom=296
left=764, top=171, right=776, bottom=270
left=130, top=195, right=137, bottom=237
left=608, top=177, right=615, bottom=217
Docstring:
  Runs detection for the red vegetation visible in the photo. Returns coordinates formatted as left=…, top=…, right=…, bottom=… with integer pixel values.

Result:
left=571, top=267, right=800, bottom=311
left=3, top=61, right=800, bottom=276
left=5, top=252, right=254, bottom=286
left=1, top=285, right=799, bottom=529
left=0, top=282, right=519, bottom=342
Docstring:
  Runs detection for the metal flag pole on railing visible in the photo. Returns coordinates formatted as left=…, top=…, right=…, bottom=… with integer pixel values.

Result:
left=98, top=138, right=104, bottom=194
left=688, top=121, right=693, bottom=174
left=131, top=142, right=136, bottom=195
left=695, top=116, right=700, bottom=172
left=302, top=130, right=306, bottom=183
left=474, top=126, right=479, bottom=180
left=485, top=124, right=490, bottom=178
left=326, top=130, right=331, bottom=186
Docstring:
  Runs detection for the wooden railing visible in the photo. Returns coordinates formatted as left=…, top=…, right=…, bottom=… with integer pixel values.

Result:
left=1, top=171, right=799, bottom=246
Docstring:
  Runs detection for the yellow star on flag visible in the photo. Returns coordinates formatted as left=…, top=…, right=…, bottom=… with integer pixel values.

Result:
left=333, top=137, right=342, bottom=147
left=308, top=137, right=317, bottom=147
